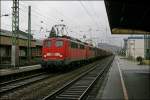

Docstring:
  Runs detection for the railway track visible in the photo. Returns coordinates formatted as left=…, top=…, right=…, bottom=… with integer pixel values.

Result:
left=0, top=72, right=45, bottom=86
left=0, top=72, right=53, bottom=95
left=1, top=68, right=42, bottom=82
left=43, top=56, right=114, bottom=100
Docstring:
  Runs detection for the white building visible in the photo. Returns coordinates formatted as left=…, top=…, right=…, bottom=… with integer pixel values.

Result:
left=126, top=36, right=150, bottom=60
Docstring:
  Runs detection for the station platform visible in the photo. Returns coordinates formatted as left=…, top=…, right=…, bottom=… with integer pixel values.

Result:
left=97, top=56, right=150, bottom=100
left=0, top=64, right=41, bottom=76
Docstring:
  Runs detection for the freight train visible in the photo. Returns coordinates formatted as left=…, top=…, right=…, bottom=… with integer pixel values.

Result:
left=41, top=35, right=112, bottom=70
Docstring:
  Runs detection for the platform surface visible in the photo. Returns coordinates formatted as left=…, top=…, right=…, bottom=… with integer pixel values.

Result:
left=97, top=56, right=150, bottom=100
left=0, top=64, right=41, bottom=76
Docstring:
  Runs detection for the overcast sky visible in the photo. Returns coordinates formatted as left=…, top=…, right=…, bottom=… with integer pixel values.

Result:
left=1, top=0, right=129, bottom=47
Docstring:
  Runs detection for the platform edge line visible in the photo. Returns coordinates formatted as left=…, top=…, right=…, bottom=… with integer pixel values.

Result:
left=117, top=57, right=129, bottom=100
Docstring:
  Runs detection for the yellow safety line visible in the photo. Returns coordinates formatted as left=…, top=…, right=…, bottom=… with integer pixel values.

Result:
left=117, top=57, right=129, bottom=100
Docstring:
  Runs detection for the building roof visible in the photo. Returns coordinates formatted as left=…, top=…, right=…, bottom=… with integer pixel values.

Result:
left=0, top=29, right=43, bottom=46
left=0, top=29, right=33, bottom=40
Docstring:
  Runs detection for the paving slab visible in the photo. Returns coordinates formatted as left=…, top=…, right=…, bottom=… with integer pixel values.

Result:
left=98, top=58, right=124, bottom=100
left=123, top=70, right=150, bottom=100
left=97, top=56, right=150, bottom=100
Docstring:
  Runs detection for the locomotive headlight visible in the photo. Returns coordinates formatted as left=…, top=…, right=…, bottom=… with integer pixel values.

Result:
left=55, top=53, right=59, bottom=56
left=54, top=53, right=63, bottom=57
left=59, top=54, right=63, bottom=57
left=47, top=53, right=51, bottom=56
left=44, top=55, right=47, bottom=58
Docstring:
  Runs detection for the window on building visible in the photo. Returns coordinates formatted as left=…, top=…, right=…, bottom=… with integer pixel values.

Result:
left=146, top=49, right=150, bottom=53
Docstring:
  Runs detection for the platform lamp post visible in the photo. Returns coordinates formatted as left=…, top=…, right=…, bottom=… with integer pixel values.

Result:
left=133, top=40, right=135, bottom=62
left=27, top=6, right=31, bottom=65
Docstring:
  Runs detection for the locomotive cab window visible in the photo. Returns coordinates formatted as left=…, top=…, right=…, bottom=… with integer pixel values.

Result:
left=80, top=44, right=84, bottom=49
left=44, top=40, right=51, bottom=47
left=56, top=40, right=63, bottom=47
left=71, top=42, right=78, bottom=48
left=89, top=47, right=92, bottom=50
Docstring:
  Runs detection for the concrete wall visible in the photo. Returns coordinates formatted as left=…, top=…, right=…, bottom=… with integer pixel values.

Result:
left=135, top=40, right=144, bottom=58
left=0, top=35, right=36, bottom=47
left=126, top=39, right=144, bottom=59
left=0, top=30, right=43, bottom=67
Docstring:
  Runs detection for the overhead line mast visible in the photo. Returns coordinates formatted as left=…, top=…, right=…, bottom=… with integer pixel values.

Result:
left=11, top=0, right=19, bottom=67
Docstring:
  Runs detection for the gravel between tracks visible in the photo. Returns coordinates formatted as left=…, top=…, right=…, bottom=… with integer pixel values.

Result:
left=0, top=59, right=106, bottom=100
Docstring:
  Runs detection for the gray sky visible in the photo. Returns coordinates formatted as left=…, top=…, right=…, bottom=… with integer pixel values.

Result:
left=1, top=0, right=129, bottom=47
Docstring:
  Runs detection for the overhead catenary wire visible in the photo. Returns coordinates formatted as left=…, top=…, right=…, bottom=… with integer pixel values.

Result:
left=20, top=1, right=99, bottom=36
left=20, top=1, right=83, bottom=29
left=15, top=1, right=107, bottom=40
left=19, top=8, right=51, bottom=38
left=19, top=2, right=80, bottom=37
left=19, top=3, right=58, bottom=35
left=20, top=1, right=79, bottom=28
left=79, top=2, right=101, bottom=42
left=79, top=1, right=100, bottom=29
left=19, top=3, right=57, bottom=25
left=89, top=2, right=105, bottom=28
left=51, top=6, right=82, bottom=27
left=20, top=2, right=92, bottom=31
left=19, top=9, right=46, bottom=27
left=88, top=1, right=112, bottom=44
left=20, top=2, right=57, bottom=22
left=19, top=9, right=43, bottom=30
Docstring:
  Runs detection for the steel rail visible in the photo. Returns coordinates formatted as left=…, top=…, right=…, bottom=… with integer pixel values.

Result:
left=43, top=64, right=99, bottom=100
left=0, top=73, right=54, bottom=95
left=1, top=68, right=42, bottom=82
left=0, top=72, right=46, bottom=86
left=79, top=57, right=114, bottom=100
left=43, top=56, right=114, bottom=100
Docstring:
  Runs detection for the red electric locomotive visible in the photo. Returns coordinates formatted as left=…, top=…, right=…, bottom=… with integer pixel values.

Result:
left=41, top=24, right=112, bottom=70
left=41, top=36, right=96, bottom=70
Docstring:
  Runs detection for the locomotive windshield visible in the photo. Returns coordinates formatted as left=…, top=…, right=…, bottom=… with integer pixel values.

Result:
left=44, top=40, right=51, bottom=47
left=56, top=40, right=63, bottom=47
